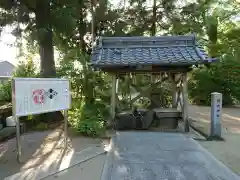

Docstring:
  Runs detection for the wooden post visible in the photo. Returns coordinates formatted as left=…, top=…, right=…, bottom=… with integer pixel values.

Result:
left=110, top=73, right=117, bottom=126
left=127, top=74, right=132, bottom=109
left=116, top=77, right=119, bottom=94
left=171, top=73, right=177, bottom=108
left=115, top=77, right=120, bottom=110
left=182, top=73, right=189, bottom=132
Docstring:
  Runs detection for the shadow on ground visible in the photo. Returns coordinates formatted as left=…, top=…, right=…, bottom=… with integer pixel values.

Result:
left=0, top=125, right=107, bottom=180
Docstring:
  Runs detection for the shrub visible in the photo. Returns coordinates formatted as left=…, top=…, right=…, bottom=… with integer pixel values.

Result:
left=0, top=59, right=37, bottom=103
left=0, top=81, right=11, bottom=102
left=189, top=54, right=240, bottom=106
left=69, top=102, right=108, bottom=137
left=13, top=59, right=37, bottom=77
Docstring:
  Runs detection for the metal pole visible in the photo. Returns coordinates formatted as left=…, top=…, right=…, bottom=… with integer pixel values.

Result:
left=15, top=116, right=21, bottom=163
left=64, top=110, right=68, bottom=149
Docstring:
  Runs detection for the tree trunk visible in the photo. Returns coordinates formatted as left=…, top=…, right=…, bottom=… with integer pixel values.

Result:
left=35, top=0, right=60, bottom=123
left=91, top=0, right=96, bottom=44
left=77, top=0, right=87, bottom=52
left=149, top=0, right=157, bottom=108
left=36, top=0, right=56, bottom=77
left=84, top=70, right=95, bottom=104
left=150, top=0, right=157, bottom=36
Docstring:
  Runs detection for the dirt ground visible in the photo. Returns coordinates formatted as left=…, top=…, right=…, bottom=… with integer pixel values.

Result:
left=43, top=154, right=106, bottom=180
left=0, top=126, right=109, bottom=180
left=189, top=105, right=240, bottom=175
left=189, top=105, right=240, bottom=134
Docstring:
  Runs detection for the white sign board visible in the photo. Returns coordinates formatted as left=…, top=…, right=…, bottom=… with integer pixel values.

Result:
left=12, top=78, right=71, bottom=116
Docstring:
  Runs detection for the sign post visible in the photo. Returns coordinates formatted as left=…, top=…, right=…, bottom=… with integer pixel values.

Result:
left=210, top=92, right=222, bottom=139
left=15, top=116, right=21, bottom=162
left=63, top=110, right=68, bottom=148
left=12, top=78, right=71, bottom=162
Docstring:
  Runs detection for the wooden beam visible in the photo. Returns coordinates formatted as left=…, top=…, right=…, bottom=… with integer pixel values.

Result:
left=130, top=81, right=163, bottom=104
left=182, top=73, right=189, bottom=132
left=115, top=95, right=121, bottom=110
left=177, top=88, right=183, bottom=110
left=116, top=78, right=119, bottom=93
left=101, top=66, right=192, bottom=73
left=171, top=73, right=177, bottom=108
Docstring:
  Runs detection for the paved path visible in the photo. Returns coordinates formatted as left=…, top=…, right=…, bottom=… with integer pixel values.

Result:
left=102, top=131, right=240, bottom=180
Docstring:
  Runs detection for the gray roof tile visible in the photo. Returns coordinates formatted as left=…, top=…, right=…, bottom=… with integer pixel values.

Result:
left=91, top=35, right=216, bottom=69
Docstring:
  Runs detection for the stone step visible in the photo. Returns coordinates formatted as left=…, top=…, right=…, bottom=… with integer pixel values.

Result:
left=153, top=108, right=182, bottom=118
left=0, top=124, right=25, bottom=141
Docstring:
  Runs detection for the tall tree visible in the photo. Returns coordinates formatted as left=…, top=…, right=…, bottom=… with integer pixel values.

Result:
left=36, top=0, right=55, bottom=76
left=0, top=0, right=74, bottom=77
left=150, top=0, right=157, bottom=36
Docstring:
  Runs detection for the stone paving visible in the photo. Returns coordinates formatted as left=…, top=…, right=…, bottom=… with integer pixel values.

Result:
left=101, top=131, right=240, bottom=180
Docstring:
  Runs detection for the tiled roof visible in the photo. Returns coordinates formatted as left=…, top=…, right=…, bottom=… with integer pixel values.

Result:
left=91, top=35, right=216, bottom=69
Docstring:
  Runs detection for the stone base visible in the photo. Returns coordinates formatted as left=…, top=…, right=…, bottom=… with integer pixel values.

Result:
left=158, top=118, right=178, bottom=129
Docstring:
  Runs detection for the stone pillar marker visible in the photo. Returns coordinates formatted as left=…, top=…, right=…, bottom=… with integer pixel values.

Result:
left=210, top=92, right=222, bottom=139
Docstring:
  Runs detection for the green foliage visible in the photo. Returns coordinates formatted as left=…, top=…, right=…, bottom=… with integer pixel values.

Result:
left=189, top=67, right=217, bottom=105
left=189, top=54, right=240, bottom=106
left=189, top=13, right=240, bottom=106
left=0, top=59, right=37, bottom=102
left=56, top=47, right=112, bottom=137
left=69, top=102, right=108, bottom=137
left=13, top=59, right=37, bottom=77
left=0, top=81, right=11, bottom=102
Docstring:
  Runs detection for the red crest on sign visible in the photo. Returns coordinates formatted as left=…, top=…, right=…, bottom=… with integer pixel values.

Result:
left=32, top=89, right=45, bottom=104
